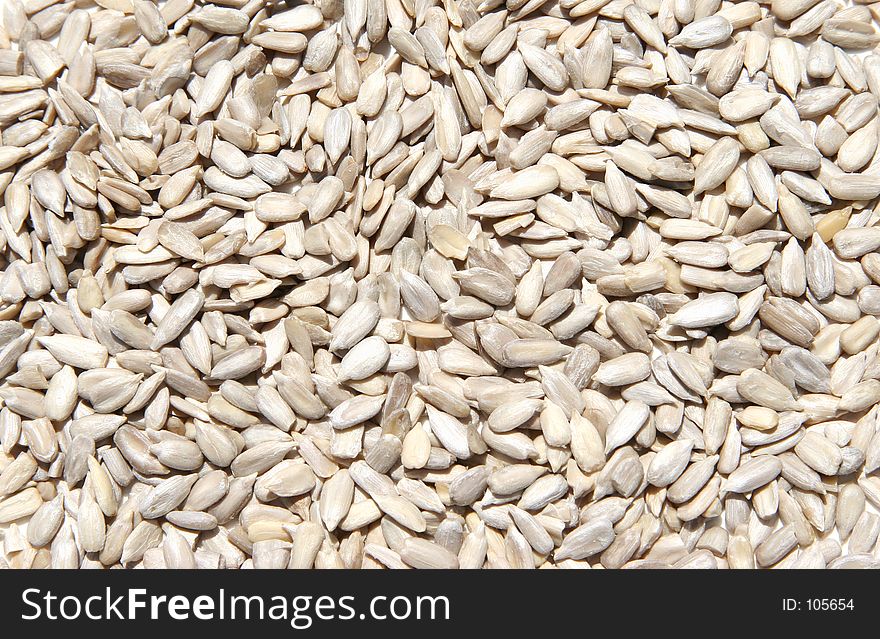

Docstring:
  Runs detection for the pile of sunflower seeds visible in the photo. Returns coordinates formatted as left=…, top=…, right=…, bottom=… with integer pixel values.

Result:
left=2, top=0, right=880, bottom=570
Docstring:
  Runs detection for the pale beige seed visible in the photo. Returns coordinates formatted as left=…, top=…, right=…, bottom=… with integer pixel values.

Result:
left=401, top=424, right=431, bottom=470
left=0, top=487, right=42, bottom=524
left=0, top=0, right=878, bottom=572
left=755, top=525, right=798, bottom=567
left=604, top=401, right=650, bottom=454
left=668, top=292, right=738, bottom=328
left=151, top=289, right=205, bottom=350
left=724, top=456, right=782, bottom=494
left=37, top=335, right=108, bottom=369
left=593, top=353, right=651, bottom=387
left=0, top=453, right=37, bottom=497
left=501, top=339, right=572, bottom=368
left=646, top=440, right=693, bottom=488
left=374, top=494, right=427, bottom=533
left=737, top=368, right=799, bottom=411
left=554, top=518, right=614, bottom=561
left=158, top=221, right=204, bottom=262
left=140, top=475, right=199, bottom=519
left=833, top=227, right=880, bottom=259
left=694, top=137, right=740, bottom=194
left=490, top=166, right=560, bottom=200
left=669, top=15, right=733, bottom=48
left=501, top=89, right=547, bottom=128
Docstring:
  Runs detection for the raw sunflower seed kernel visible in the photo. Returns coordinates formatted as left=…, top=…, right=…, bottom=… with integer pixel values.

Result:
left=0, top=0, right=879, bottom=571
